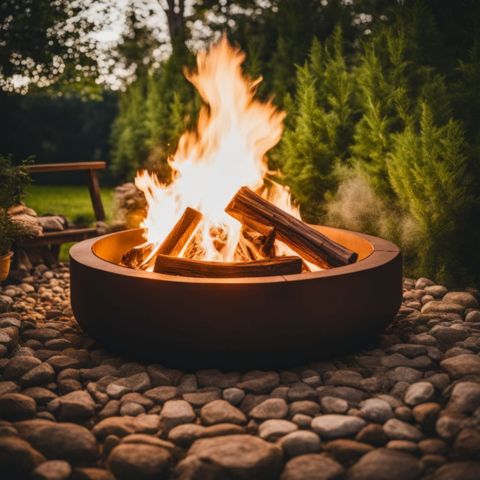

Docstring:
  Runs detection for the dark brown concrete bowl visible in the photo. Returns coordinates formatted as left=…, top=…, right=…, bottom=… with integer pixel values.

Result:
left=69, top=226, right=402, bottom=370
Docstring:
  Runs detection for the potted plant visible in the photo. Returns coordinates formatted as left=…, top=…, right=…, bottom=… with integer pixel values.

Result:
left=0, top=155, right=31, bottom=281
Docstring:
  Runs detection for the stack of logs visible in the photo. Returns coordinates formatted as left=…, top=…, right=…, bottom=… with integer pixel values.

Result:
left=121, top=187, right=357, bottom=278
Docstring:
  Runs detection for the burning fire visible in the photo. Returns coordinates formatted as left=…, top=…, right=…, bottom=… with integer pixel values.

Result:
left=134, top=36, right=302, bottom=267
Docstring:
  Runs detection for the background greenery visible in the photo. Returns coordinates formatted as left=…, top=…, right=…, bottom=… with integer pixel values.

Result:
left=1, top=0, right=479, bottom=285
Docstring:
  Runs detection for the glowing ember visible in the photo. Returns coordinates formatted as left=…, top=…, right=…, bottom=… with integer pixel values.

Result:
left=134, top=36, right=303, bottom=268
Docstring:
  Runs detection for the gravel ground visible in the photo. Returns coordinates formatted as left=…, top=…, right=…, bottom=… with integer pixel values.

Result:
left=0, top=264, right=479, bottom=480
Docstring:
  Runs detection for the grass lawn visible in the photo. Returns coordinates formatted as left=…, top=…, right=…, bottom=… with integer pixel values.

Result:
left=26, top=185, right=115, bottom=224
left=25, top=185, right=115, bottom=261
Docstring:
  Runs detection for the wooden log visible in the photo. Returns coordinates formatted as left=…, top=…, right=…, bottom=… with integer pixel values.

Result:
left=121, top=207, right=202, bottom=269
left=225, top=187, right=357, bottom=269
left=153, top=255, right=303, bottom=278
left=157, top=207, right=203, bottom=257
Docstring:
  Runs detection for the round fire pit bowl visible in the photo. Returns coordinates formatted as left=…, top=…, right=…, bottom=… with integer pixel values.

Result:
left=70, top=226, right=402, bottom=370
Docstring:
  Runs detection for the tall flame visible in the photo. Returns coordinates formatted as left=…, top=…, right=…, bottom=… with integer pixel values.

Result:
left=135, top=36, right=300, bottom=263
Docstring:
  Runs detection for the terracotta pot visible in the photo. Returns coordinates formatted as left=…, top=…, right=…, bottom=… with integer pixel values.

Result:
left=0, top=251, right=13, bottom=282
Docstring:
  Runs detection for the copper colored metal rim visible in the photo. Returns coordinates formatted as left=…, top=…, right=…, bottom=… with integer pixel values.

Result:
left=70, top=226, right=402, bottom=370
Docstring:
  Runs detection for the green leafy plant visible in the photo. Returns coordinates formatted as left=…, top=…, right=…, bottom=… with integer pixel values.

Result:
left=0, top=155, right=32, bottom=255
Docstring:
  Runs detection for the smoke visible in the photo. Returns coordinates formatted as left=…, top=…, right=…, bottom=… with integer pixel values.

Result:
left=324, top=167, right=419, bottom=250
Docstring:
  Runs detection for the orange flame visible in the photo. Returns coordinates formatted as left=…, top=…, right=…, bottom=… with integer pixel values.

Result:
left=135, top=36, right=301, bottom=264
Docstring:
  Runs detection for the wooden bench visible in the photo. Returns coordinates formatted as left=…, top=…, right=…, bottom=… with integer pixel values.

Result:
left=20, top=161, right=107, bottom=253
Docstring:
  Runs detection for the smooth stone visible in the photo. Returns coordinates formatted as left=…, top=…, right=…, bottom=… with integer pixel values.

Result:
left=121, top=433, right=176, bottom=453
left=183, top=389, right=220, bottom=407
left=448, top=382, right=480, bottom=414
left=465, top=310, right=480, bottom=322
left=0, top=435, right=45, bottom=477
left=355, top=424, right=388, bottom=447
left=280, top=454, right=344, bottom=480
left=184, top=434, right=283, bottom=479
left=386, top=440, right=419, bottom=454
left=443, top=292, right=479, bottom=308
left=20, top=363, right=55, bottom=386
left=32, top=460, right=72, bottom=480
left=412, top=403, right=441, bottom=431
left=223, top=387, right=245, bottom=405
left=441, top=355, right=480, bottom=378
left=3, top=355, right=42, bottom=379
left=348, top=448, right=422, bottom=480
left=92, top=417, right=137, bottom=439
left=404, top=382, right=435, bottom=406
left=454, top=428, right=480, bottom=459
left=289, top=401, right=320, bottom=417
left=278, top=431, right=321, bottom=457
left=415, top=278, right=434, bottom=289
left=106, top=373, right=151, bottom=398
left=436, top=414, right=465, bottom=440
left=383, top=418, right=423, bottom=441
left=107, top=443, right=170, bottom=480
left=320, top=396, right=349, bottom=414
left=168, top=422, right=244, bottom=447
left=431, top=325, right=469, bottom=347
left=358, top=398, right=393, bottom=423
left=311, top=415, right=366, bottom=439
left=323, top=439, right=373, bottom=465
left=70, top=467, right=115, bottom=479
left=57, top=391, right=95, bottom=420
left=418, top=438, right=448, bottom=455
left=160, top=400, right=195, bottom=431
left=259, top=419, right=298, bottom=441
left=424, top=285, right=447, bottom=297
left=250, top=398, right=288, bottom=420
left=237, top=371, right=280, bottom=394
left=144, top=386, right=177, bottom=404
left=120, top=402, right=145, bottom=416
left=433, top=462, right=480, bottom=480
left=23, top=387, right=57, bottom=405
left=200, top=399, right=246, bottom=425
left=0, top=392, right=36, bottom=419
left=421, top=301, right=465, bottom=315
left=387, top=367, right=423, bottom=383
left=28, top=422, right=99, bottom=463
left=292, top=413, right=313, bottom=428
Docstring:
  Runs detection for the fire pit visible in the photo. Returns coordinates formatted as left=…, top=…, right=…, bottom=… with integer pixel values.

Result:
left=70, top=37, right=401, bottom=369
left=70, top=226, right=401, bottom=369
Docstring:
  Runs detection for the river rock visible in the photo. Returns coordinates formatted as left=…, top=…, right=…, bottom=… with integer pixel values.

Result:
left=448, top=382, right=480, bottom=414
left=348, top=448, right=422, bottom=480
left=0, top=392, right=36, bottom=419
left=404, top=382, right=435, bottom=406
left=311, top=415, right=366, bottom=439
left=32, top=460, right=72, bottom=480
left=250, top=398, right=288, bottom=419
left=441, top=355, right=480, bottom=378
left=182, top=434, right=282, bottom=479
left=278, top=431, right=321, bottom=457
left=160, top=400, right=195, bottom=431
left=383, top=418, right=423, bottom=441
left=280, top=454, right=344, bottom=480
left=107, top=443, right=171, bottom=480
left=28, top=422, right=99, bottom=463
left=259, top=419, right=298, bottom=441
left=200, top=399, right=246, bottom=425
left=358, top=398, right=393, bottom=423
left=0, top=435, right=45, bottom=477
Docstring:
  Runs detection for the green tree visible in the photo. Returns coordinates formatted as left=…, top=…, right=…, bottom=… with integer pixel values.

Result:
left=350, top=27, right=413, bottom=196
left=110, top=76, right=149, bottom=180
left=275, top=29, right=355, bottom=221
left=388, top=103, right=477, bottom=282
